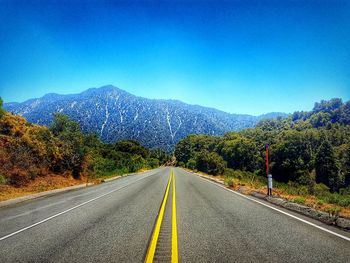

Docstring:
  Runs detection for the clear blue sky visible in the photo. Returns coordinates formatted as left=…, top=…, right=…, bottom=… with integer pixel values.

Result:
left=0, top=0, right=349, bottom=115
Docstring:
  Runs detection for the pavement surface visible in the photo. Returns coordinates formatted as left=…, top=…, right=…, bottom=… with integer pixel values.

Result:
left=0, top=167, right=349, bottom=262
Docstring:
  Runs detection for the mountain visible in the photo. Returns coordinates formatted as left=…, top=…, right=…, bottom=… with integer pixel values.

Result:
left=4, top=85, right=288, bottom=151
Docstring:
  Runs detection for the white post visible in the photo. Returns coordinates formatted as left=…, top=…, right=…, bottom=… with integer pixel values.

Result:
left=268, top=174, right=273, bottom=196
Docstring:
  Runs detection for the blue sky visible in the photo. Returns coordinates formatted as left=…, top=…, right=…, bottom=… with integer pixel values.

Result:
left=0, top=0, right=349, bottom=115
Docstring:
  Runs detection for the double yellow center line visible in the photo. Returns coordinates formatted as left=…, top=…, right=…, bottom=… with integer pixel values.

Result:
left=145, top=170, right=178, bottom=263
left=171, top=171, right=178, bottom=263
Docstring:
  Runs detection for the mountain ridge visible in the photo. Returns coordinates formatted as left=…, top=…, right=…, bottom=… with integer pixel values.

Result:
left=4, top=85, right=288, bottom=151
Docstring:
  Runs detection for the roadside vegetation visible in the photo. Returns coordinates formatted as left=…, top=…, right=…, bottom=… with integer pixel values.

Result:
left=175, top=98, right=350, bottom=217
left=0, top=97, right=170, bottom=200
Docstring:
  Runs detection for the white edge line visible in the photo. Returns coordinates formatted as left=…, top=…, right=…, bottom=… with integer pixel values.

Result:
left=194, top=173, right=350, bottom=242
left=0, top=172, right=156, bottom=242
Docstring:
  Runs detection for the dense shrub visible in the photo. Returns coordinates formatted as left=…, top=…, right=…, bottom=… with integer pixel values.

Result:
left=196, top=150, right=226, bottom=175
left=0, top=97, right=5, bottom=119
left=186, top=159, right=197, bottom=170
left=93, top=156, right=117, bottom=177
left=220, top=134, right=260, bottom=172
left=0, top=174, right=6, bottom=184
left=314, top=183, right=330, bottom=197
left=293, top=197, right=306, bottom=204
left=115, top=140, right=150, bottom=158
left=147, top=158, right=160, bottom=169
left=8, top=169, right=30, bottom=187
left=315, top=140, right=342, bottom=192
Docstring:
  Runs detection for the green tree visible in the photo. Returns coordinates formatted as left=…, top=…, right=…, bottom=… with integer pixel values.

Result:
left=49, top=113, right=86, bottom=179
left=345, top=144, right=350, bottom=187
left=147, top=158, right=160, bottom=169
left=337, top=143, right=350, bottom=187
left=150, top=148, right=171, bottom=165
left=186, top=159, right=197, bottom=170
left=313, top=98, right=343, bottom=113
left=115, top=140, right=149, bottom=158
left=0, top=97, right=5, bottom=119
left=271, top=130, right=318, bottom=183
left=93, top=155, right=117, bottom=177
left=50, top=113, right=80, bottom=136
left=315, top=140, right=342, bottom=192
left=196, top=150, right=226, bottom=175
left=339, top=101, right=350, bottom=125
left=309, top=112, right=331, bottom=128
left=174, top=135, right=221, bottom=165
left=220, top=134, right=260, bottom=172
left=174, top=137, right=193, bottom=164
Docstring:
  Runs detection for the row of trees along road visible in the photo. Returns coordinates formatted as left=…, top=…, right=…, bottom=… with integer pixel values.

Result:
left=175, top=98, right=350, bottom=196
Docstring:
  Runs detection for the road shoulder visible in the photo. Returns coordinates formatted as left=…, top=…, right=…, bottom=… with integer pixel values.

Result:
left=182, top=168, right=350, bottom=233
left=0, top=170, right=151, bottom=208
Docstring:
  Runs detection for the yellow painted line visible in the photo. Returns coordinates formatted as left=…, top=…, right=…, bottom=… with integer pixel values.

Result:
left=144, top=172, right=172, bottom=263
left=171, top=170, right=179, bottom=263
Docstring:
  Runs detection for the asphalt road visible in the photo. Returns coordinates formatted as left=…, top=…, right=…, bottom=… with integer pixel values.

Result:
left=1, top=167, right=350, bottom=262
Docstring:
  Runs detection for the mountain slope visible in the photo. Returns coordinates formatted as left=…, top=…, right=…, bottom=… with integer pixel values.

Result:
left=4, top=85, right=287, bottom=151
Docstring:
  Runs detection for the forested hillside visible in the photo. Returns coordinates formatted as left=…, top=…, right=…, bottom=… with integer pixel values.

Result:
left=175, top=98, right=350, bottom=206
left=0, top=97, right=170, bottom=190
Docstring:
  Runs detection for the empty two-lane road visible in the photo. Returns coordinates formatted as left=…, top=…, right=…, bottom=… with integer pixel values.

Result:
left=0, top=167, right=349, bottom=262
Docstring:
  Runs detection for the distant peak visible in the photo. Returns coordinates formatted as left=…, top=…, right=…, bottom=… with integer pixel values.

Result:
left=99, top=85, right=119, bottom=90
left=43, top=92, right=60, bottom=98
left=84, top=85, right=129, bottom=95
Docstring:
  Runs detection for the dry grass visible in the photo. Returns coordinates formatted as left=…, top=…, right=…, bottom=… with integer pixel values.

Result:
left=0, top=168, right=151, bottom=202
left=0, top=173, right=86, bottom=202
